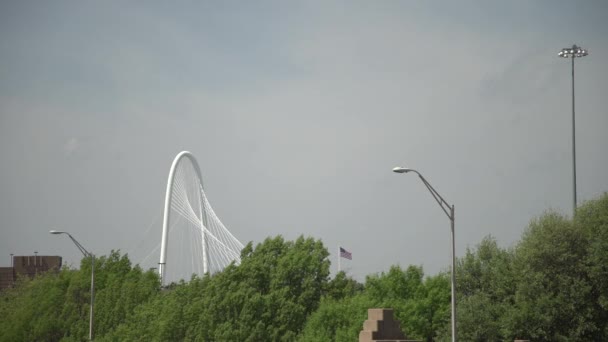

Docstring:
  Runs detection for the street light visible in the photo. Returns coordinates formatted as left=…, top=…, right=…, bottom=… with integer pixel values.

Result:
left=392, top=167, right=457, bottom=342
left=558, top=44, right=588, bottom=215
left=50, top=230, right=95, bottom=341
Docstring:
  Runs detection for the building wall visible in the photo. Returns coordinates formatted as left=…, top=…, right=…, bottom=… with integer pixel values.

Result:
left=0, top=255, right=62, bottom=290
left=0, top=267, right=15, bottom=290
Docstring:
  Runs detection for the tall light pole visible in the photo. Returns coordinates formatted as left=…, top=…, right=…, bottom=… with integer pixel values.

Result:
left=392, top=167, right=456, bottom=342
left=50, top=230, right=95, bottom=341
left=558, top=44, right=588, bottom=215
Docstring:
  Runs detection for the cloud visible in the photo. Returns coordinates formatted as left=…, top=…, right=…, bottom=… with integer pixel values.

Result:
left=63, top=137, right=80, bottom=157
left=478, top=48, right=561, bottom=105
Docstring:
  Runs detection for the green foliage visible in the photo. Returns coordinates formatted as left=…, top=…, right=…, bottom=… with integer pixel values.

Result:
left=456, top=292, right=501, bottom=341
left=455, top=193, right=608, bottom=341
left=325, top=271, right=363, bottom=301
left=456, top=236, right=514, bottom=341
left=367, top=266, right=450, bottom=342
left=408, top=272, right=450, bottom=341
left=457, top=236, right=515, bottom=300
left=105, top=235, right=331, bottom=341
left=94, top=252, right=161, bottom=337
left=298, top=295, right=374, bottom=342
left=0, top=250, right=159, bottom=342
left=505, top=212, right=592, bottom=341
left=300, top=265, right=450, bottom=342
left=4, top=194, right=608, bottom=342
left=577, top=193, right=608, bottom=338
left=0, top=269, right=71, bottom=341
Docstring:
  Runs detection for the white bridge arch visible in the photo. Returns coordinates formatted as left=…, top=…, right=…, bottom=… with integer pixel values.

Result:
left=158, top=151, right=243, bottom=285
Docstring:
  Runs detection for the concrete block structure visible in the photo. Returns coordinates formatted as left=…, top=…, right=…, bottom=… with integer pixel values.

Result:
left=359, top=308, right=421, bottom=342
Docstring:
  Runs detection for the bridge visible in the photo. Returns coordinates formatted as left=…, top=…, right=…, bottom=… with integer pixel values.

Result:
left=157, top=151, right=244, bottom=285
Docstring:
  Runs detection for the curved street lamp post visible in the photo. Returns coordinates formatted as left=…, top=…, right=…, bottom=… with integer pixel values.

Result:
left=392, top=167, right=456, bottom=342
left=50, top=230, right=95, bottom=341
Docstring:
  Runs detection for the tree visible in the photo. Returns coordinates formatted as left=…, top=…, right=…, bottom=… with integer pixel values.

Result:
left=455, top=236, right=515, bottom=341
left=503, top=212, right=593, bottom=341
left=0, top=251, right=160, bottom=342
left=300, top=265, right=450, bottom=342
left=576, top=193, right=608, bottom=339
left=453, top=195, right=608, bottom=341
left=107, top=235, right=331, bottom=341
left=325, top=271, right=363, bottom=301
left=298, top=295, right=374, bottom=342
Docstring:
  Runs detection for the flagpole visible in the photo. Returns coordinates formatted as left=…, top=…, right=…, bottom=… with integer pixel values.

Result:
left=338, top=246, right=341, bottom=273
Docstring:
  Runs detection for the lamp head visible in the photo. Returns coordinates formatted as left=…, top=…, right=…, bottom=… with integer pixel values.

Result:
left=558, top=44, right=588, bottom=58
left=49, top=230, right=65, bottom=235
left=392, top=166, right=414, bottom=174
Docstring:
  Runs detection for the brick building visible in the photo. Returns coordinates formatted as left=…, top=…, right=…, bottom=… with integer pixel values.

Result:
left=0, top=255, right=62, bottom=290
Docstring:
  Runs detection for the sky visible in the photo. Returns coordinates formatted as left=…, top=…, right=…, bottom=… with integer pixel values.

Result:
left=1, top=1, right=607, bottom=281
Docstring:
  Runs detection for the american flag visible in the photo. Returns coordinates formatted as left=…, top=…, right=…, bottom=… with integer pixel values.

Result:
left=340, top=247, right=352, bottom=260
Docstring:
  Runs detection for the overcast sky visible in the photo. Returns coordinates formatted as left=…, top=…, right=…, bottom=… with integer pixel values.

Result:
left=1, top=1, right=607, bottom=280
